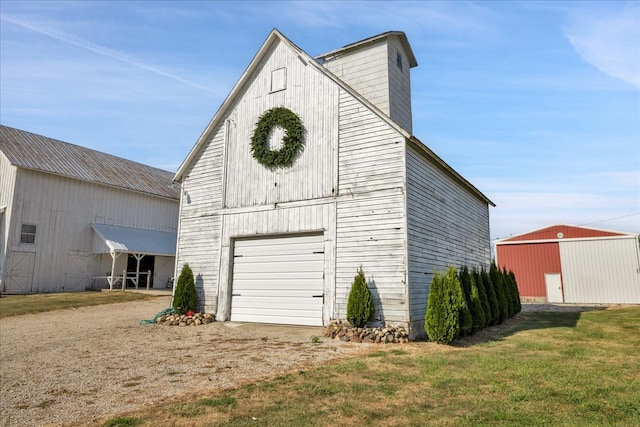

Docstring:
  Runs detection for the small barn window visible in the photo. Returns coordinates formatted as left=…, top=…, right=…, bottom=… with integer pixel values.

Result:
left=396, top=51, right=403, bottom=71
left=271, top=67, right=286, bottom=92
left=20, top=224, right=36, bottom=244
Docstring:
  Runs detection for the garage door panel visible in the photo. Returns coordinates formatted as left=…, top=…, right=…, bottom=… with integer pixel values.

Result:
left=231, top=313, right=323, bottom=326
left=233, top=272, right=324, bottom=283
left=232, top=281, right=323, bottom=292
left=232, top=297, right=322, bottom=309
left=232, top=309, right=322, bottom=319
left=234, top=258, right=322, bottom=271
left=234, top=257, right=323, bottom=267
left=235, top=235, right=323, bottom=248
left=231, top=234, right=324, bottom=326
left=233, top=261, right=323, bottom=274
left=235, top=243, right=324, bottom=256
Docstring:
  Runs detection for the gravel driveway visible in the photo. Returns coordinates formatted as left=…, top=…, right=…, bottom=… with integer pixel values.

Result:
left=0, top=296, right=365, bottom=426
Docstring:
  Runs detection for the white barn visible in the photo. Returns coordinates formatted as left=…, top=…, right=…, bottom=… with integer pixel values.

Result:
left=0, top=126, right=180, bottom=294
left=174, top=30, right=494, bottom=339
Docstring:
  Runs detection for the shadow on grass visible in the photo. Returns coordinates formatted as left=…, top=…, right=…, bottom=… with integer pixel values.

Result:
left=452, top=305, right=608, bottom=347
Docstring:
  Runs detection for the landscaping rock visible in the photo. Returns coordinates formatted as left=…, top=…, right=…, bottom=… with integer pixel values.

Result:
left=323, top=319, right=409, bottom=343
left=155, top=312, right=216, bottom=326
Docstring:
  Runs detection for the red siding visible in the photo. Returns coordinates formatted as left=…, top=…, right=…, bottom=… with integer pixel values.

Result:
left=504, top=225, right=623, bottom=242
left=496, top=242, right=561, bottom=298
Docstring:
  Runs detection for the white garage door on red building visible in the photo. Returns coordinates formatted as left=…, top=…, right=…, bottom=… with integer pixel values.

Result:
left=230, top=234, right=325, bottom=326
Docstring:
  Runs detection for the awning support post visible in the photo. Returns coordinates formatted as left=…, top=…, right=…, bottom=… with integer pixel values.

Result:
left=133, top=254, right=144, bottom=289
left=108, top=251, right=121, bottom=290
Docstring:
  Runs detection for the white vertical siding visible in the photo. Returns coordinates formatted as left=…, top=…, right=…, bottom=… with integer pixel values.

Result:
left=560, top=237, right=640, bottom=304
left=405, top=143, right=491, bottom=337
left=0, top=153, right=16, bottom=281
left=387, top=36, right=413, bottom=133
left=3, top=168, right=178, bottom=293
left=223, top=39, right=338, bottom=208
left=322, top=40, right=391, bottom=119
left=176, top=124, right=225, bottom=312
left=335, top=88, right=408, bottom=325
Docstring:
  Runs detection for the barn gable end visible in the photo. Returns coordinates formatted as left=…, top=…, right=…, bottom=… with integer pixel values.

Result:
left=500, top=224, right=626, bottom=242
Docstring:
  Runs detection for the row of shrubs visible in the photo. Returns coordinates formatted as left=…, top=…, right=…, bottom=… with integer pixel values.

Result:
left=425, top=263, right=522, bottom=344
left=177, top=262, right=520, bottom=346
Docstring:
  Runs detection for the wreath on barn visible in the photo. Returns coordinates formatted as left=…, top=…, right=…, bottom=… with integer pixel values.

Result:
left=250, top=106, right=304, bottom=168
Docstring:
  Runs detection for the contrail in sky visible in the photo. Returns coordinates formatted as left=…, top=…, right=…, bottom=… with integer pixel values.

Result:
left=1, top=14, right=218, bottom=94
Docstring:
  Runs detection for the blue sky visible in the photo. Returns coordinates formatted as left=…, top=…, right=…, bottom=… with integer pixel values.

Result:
left=1, top=1, right=639, bottom=241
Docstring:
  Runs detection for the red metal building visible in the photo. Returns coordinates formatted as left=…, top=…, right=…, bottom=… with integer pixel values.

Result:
left=495, top=224, right=640, bottom=304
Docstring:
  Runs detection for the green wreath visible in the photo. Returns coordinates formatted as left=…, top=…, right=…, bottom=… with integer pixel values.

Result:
left=250, top=106, right=304, bottom=168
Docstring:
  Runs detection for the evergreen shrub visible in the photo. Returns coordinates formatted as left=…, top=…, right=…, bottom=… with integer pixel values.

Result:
left=457, top=266, right=473, bottom=336
left=460, top=266, right=486, bottom=332
left=501, top=267, right=515, bottom=317
left=508, top=270, right=522, bottom=314
left=490, top=263, right=508, bottom=323
left=346, top=267, right=375, bottom=328
left=473, top=268, right=492, bottom=327
left=173, top=264, right=198, bottom=315
left=425, top=266, right=468, bottom=344
left=481, top=268, right=499, bottom=325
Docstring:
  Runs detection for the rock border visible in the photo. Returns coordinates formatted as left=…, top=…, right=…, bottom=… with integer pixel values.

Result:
left=323, top=319, right=409, bottom=343
left=156, top=312, right=215, bottom=326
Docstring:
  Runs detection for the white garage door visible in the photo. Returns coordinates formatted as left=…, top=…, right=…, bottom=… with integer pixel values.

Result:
left=560, top=238, right=640, bottom=304
left=231, top=234, right=324, bottom=326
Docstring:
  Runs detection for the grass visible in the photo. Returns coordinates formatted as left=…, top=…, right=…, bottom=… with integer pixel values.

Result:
left=98, top=306, right=640, bottom=427
left=0, top=291, right=160, bottom=318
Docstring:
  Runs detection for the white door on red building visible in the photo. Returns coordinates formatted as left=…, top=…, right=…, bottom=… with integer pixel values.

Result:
left=544, top=273, right=564, bottom=303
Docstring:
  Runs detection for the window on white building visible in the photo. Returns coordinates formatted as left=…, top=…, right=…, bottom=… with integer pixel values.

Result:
left=20, top=224, right=36, bottom=244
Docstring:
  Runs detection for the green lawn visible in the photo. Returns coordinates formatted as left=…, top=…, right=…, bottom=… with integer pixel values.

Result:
left=0, top=291, right=161, bottom=318
left=100, top=306, right=640, bottom=427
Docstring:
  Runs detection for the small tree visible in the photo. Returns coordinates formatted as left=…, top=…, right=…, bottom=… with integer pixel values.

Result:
left=490, top=262, right=508, bottom=323
left=502, top=267, right=516, bottom=318
left=460, top=266, right=486, bottom=333
left=481, top=268, right=499, bottom=326
left=473, top=268, right=491, bottom=328
left=173, top=264, right=197, bottom=315
left=425, top=266, right=467, bottom=344
left=346, top=267, right=375, bottom=327
left=508, top=270, right=522, bottom=314
left=456, top=267, right=473, bottom=337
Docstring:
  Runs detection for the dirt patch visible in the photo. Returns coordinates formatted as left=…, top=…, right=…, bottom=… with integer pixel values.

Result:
left=0, top=296, right=367, bottom=426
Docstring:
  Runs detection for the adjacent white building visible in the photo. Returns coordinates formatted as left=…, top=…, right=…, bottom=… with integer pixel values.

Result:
left=174, top=30, right=494, bottom=339
left=0, top=126, right=180, bottom=294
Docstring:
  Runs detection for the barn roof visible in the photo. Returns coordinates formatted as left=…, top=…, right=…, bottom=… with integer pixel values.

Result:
left=495, top=223, right=637, bottom=244
left=174, top=29, right=493, bottom=207
left=0, top=125, right=180, bottom=200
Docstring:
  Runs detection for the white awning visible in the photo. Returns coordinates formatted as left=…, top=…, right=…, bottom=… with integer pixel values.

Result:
left=91, top=223, right=177, bottom=257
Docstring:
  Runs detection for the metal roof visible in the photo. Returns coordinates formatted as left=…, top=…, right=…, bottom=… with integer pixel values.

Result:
left=0, top=125, right=180, bottom=200
left=91, top=223, right=177, bottom=256
left=495, top=223, right=635, bottom=244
